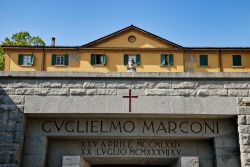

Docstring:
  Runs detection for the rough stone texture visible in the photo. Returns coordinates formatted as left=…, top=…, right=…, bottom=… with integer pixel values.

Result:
left=0, top=95, right=25, bottom=167
left=1, top=72, right=250, bottom=166
left=238, top=97, right=250, bottom=167
left=178, top=157, right=199, bottom=167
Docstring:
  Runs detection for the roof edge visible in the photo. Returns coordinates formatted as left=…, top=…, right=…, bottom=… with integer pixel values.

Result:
left=81, top=25, right=184, bottom=48
left=2, top=45, right=250, bottom=50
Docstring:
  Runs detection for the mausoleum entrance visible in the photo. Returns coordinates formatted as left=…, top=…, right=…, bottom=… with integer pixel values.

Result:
left=21, top=115, right=240, bottom=167
left=92, top=165, right=170, bottom=167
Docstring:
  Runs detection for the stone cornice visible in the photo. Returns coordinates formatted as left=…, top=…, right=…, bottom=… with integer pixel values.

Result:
left=1, top=71, right=250, bottom=79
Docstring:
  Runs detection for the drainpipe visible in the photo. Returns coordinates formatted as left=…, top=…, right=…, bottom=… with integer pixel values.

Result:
left=218, top=49, right=223, bottom=72
left=42, top=47, right=46, bottom=71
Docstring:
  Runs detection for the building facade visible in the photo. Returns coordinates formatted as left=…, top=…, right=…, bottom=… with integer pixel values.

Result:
left=2, top=72, right=250, bottom=167
left=3, top=25, right=250, bottom=72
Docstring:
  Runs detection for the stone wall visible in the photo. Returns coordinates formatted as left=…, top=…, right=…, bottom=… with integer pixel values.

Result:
left=1, top=72, right=250, bottom=166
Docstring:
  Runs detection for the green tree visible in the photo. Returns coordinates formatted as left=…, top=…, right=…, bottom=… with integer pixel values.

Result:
left=0, top=31, right=45, bottom=70
left=0, top=47, right=4, bottom=71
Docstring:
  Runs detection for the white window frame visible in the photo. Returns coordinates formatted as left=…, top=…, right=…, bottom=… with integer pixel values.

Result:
left=128, top=55, right=136, bottom=64
left=23, top=55, right=32, bottom=66
left=56, top=55, right=65, bottom=65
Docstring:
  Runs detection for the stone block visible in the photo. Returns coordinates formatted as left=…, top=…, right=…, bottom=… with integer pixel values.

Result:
left=0, top=152, right=9, bottom=164
left=238, top=106, right=250, bottom=115
left=86, top=89, right=96, bottom=95
left=41, top=96, right=59, bottom=113
left=9, top=80, right=39, bottom=88
left=243, top=97, right=250, bottom=106
left=70, top=89, right=86, bottom=95
left=0, top=105, right=18, bottom=113
left=8, top=95, right=25, bottom=105
left=198, top=81, right=224, bottom=89
left=24, top=96, right=42, bottom=113
left=58, top=96, right=74, bottom=113
left=33, top=88, right=50, bottom=95
left=83, top=82, right=106, bottom=88
left=224, top=83, right=249, bottom=89
left=39, top=81, right=61, bottom=88
left=116, top=81, right=133, bottom=89
left=240, top=145, right=250, bottom=153
left=48, top=88, right=69, bottom=95
left=62, top=80, right=83, bottom=88
left=62, top=156, right=90, bottom=167
left=238, top=115, right=246, bottom=125
left=14, top=88, right=34, bottom=95
left=0, top=88, right=15, bottom=95
left=117, top=89, right=143, bottom=96
left=228, top=89, right=249, bottom=97
left=8, top=151, right=18, bottom=164
left=240, top=134, right=250, bottom=145
left=241, top=153, right=250, bottom=166
left=105, top=96, right=123, bottom=113
left=178, top=156, right=199, bottom=167
left=0, top=144, right=19, bottom=152
left=156, top=82, right=171, bottom=89
left=172, top=82, right=198, bottom=89
left=246, top=115, right=250, bottom=125
left=133, top=81, right=155, bottom=89
left=0, top=132, right=14, bottom=143
left=197, top=89, right=228, bottom=96
left=239, top=125, right=250, bottom=134
left=96, top=89, right=116, bottom=95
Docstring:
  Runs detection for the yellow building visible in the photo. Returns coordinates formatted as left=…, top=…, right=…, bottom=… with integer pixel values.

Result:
left=2, top=25, right=250, bottom=72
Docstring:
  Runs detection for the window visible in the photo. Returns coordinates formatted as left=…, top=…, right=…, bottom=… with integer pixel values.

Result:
left=160, top=54, right=174, bottom=66
left=199, top=55, right=208, bottom=66
left=52, top=54, right=68, bottom=66
left=128, top=35, right=136, bottom=43
left=91, top=54, right=106, bottom=65
left=232, top=55, right=242, bottom=66
left=18, top=54, right=34, bottom=66
left=56, top=56, right=65, bottom=65
left=124, top=54, right=140, bottom=65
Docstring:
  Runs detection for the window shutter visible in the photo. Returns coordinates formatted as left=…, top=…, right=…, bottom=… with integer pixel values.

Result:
left=169, top=54, right=174, bottom=66
left=124, top=54, right=128, bottom=65
left=31, top=54, right=35, bottom=65
left=18, top=54, right=23, bottom=65
left=52, top=54, right=57, bottom=65
left=161, top=54, right=166, bottom=65
left=103, top=54, right=106, bottom=65
left=91, top=54, right=95, bottom=65
left=64, top=54, right=69, bottom=65
left=136, top=54, right=141, bottom=65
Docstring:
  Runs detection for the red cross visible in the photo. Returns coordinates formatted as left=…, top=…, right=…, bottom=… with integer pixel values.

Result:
left=123, top=89, right=138, bottom=112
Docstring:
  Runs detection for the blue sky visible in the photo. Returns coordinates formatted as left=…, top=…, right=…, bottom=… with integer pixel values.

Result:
left=1, top=0, right=250, bottom=47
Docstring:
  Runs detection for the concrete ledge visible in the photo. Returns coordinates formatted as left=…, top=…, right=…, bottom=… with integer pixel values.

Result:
left=1, top=71, right=250, bottom=79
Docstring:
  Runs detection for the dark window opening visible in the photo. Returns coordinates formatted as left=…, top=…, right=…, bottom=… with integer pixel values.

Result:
left=199, top=55, right=208, bottom=66
left=233, top=55, right=242, bottom=66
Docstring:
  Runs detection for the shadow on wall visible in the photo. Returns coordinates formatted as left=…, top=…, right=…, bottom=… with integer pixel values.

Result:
left=0, top=83, right=25, bottom=166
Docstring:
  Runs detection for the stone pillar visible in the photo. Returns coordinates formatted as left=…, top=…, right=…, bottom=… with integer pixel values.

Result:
left=62, top=156, right=90, bottom=167
left=238, top=97, right=250, bottom=167
left=176, top=156, right=199, bottom=167
left=0, top=94, right=26, bottom=167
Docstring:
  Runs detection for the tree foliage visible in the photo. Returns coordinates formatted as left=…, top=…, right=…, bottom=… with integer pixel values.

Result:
left=0, top=31, right=45, bottom=70
left=2, top=31, right=45, bottom=46
left=0, top=47, right=4, bottom=71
